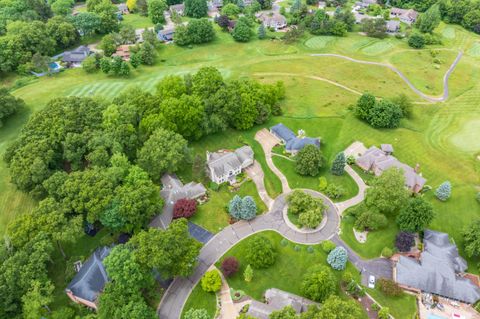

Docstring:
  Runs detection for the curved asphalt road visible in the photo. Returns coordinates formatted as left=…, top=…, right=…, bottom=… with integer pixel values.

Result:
left=311, top=52, right=463, bottom=103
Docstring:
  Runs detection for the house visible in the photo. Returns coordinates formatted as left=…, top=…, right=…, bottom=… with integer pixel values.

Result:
left=65, top=247, right=111, bottom=310
left=209, top=0, right=223, bottom=8
left=395, top=230, right=480, bottom=304
left=206, top=146, right=254, bottom=184
left=318, top=1, right=326, bottom=8
left=256, top=11, right=287, bottom=31
left=356, top=145, right=426, bottom=193
left=390, top=8, right=418, bottom=24
left=270, top=123, right=320, bottom=155
left=246, top=288, right=318, bottom=319
left=386, top=19, right=400, bottom=33
left=150, top=174, right=207, bottom=229
left=62, top=46, right=91, bottom=67
left=170, top=3, right=185, bottom=16
left=112, top=45, right=132, bottom=61
left=158, top=28, right=175, bottom=42
left=117, top=3, right=129, bottom=14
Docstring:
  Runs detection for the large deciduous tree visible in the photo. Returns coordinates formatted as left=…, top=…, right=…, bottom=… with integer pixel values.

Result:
left=245, top=236, right=276, bottom=268
left=185, top=0, right=208, bottom=18
left=0, top=88, right=24, bottom=127
left=295, top=144, right=325, bottom=176
left=463, top=219, right=480, bottom=258
left=301, top=265, right=336, bottom=302
left=396, top=197, right=435, bottom=232
left=365, top=167, right=409, bottom=215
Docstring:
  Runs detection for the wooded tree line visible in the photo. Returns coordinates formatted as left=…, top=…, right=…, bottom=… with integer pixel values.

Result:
left=1, top=68, right=284, bottom=317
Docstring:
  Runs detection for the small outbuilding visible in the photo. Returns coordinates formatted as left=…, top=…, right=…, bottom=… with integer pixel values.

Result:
left=386, top=20, right=400, bottom=33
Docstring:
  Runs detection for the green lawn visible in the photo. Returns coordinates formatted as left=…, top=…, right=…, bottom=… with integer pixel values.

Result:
left=367, top=288, right=417, bottom=319
left=181, top=283, right=217, bottom=319
left=121, top=13, right=154, bottom=29
left=190, top=181, right=268, bottom=234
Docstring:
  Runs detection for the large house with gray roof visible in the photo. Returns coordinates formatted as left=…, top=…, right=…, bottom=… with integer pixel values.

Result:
left=206, top=146, right=254, bottom=184
left=66, top=246, right=111, bottom=310
left=356, top=145, right=426, bottom=193
left=246, top=288, right=317, bottom=319
left=270, top=123, right=321, bottom=155
left=62, top=46, right=91, bottom=68
left=395, top=230, right=480, bottom=304
left=150, top=174, right=207, bottom=229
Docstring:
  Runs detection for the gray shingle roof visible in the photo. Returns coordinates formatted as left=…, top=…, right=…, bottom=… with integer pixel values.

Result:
left=286, top=137, right=320, bottom=152
left=396, top=230, right=480, bottom=304
left=66, top=246, right=111, bottom=302
left=207, top=146, right=254, bottom=178
left=271, top=123, right=296, bottom=142
left=62, top=46, right=90, bottom=63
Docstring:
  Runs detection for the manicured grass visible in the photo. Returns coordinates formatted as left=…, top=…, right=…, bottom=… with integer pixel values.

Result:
left=190, top=181, right=268, bottom=234
left=272, top=155, right=359, bottom=202
left=216, top=231, right=361, bottom=300
left=304, top=36, right=337, bottom=49
left=361, top=40, right=394, bottom=55
left=121, top=13, right=154, bottom=29
left=181, top=283, right=217, bottom=319
left=340, top=214, right=398, bottom=259
left=367, top=288, right=418, bottom=319
left=467, top=42, right=480, bottom=57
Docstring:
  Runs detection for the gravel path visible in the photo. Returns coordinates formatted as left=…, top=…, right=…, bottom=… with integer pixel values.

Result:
left=310, top=52, right=463, bottom=103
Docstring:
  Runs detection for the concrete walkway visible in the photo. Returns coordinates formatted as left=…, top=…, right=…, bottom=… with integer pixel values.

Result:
left=310, top=52, right=463, bottom=103
left=335, top=165, right=368, bottom=214
left=245, top=161, right=274, bottom=209
left=217, top=269, right=237, bottom=319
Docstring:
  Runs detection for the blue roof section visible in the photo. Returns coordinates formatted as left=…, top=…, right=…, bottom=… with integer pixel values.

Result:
left=271, top=123, right=296, bottom=142
left=286, top=137, right=320, bottom=151
left=188, top=221, right=214, bottom=244
left=66, top=246, right=111, bottom=302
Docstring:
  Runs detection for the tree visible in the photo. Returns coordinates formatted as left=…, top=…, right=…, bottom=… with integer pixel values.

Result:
left=315, top=295, right=363, bottom=319
left=362, top=18, right=386, bottom=38
left=408, top=33, right=425, bottom=49
left=245, top=236, right=276, bottom=268
left=130, top=219, right=202, bottom=278
left=100, top=56, right=111, bottom=73
left=417, top=4, right=441, bottom=33
left=139, top=42, right=156, bottom=65
left=192, top=66, right=225, bottom=99
left=391, top=93, right=413, bottom=118
left=46, top=16, right=79, bottom=48
left=463, top=220, right=480, bottom=258
left=396, top=197, right=435, bottom=232
left=301, top=265, right=336, bottom=302
left=395, top=231, right=415, bottom=252
left=173, top=198, right=198, bottom=219
left=232, top=17, right=253, bottom=42
left=365, top=167, right=410, bottom=215
left=239, top=196, right=257, bottom=220
left=148, top=0, right=167, bottom=24
left=201, top=270, right=222, bottom=292
left=355, top=93, right=376, bottom=120
left=258, top=24, right=266, bottom=39
left=186, top=18, right=216, bottom=44
left=221, top=3, right=240, bottom=17
left=100, top=34, right=117, bottom=56
left=21, top=280, right=54, bottom=319
left=287, top=190, right=326, bottom=228
left=324, top=184, right=344, bottom=199
left=327, top=246, right=348, bottom=270
left=217, top=15, right=230, bottom=30
left=367, top=100, right=403, bottom=128
left=221, top=257, right=239, bottom=277
left=331, top=152, right=346, bottom=175
left=435, top=181, right=451, bottom=201
left=185, top=0, right=208, bottom=18
left=52, top=0, right=75, bottom=15
left=137, top=128, right=189, bottom=182
left=244, top=264, right=253, bottom=282
left=0, top=88, right=24, bottom=127
left=184, top=308, right=210, bottom=319
left=270, top=306, right=297, bottom=319
left=354, top=210, right=388, bottom=231
left=295, top=145, right=325, bottom=176
left=127, top=0, right=137, bottom=11
left=71, top=12, right=102, bottom=36
left=130, top=52, right=141, bottom=68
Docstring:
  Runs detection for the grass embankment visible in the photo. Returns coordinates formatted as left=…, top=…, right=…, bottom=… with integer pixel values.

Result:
left=181, top=283, right=217, bottom=318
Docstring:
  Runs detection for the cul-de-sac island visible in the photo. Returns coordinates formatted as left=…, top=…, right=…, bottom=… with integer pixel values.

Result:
left=1, top=0, right=480, bottom=318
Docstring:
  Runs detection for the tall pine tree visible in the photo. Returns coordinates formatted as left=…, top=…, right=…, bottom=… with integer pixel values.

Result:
left=331, top=152, right=346, bottom=175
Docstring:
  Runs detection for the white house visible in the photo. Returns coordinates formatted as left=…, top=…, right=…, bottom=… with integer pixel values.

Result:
left=206, top=146, right=254, bottom=184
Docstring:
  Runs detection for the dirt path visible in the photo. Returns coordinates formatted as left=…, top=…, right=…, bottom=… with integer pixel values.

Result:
left=310, top=52, right=463, bottom=103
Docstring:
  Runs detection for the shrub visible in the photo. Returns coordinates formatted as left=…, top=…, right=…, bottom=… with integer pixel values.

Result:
left=221, top=257, right=239, bottom=277
left=324, top=184, right=345, bottom=199
left=307, top=246, right=314, bottom=253
left=371, top=303, right=380, bottom=311
left=435, top=181, right=451, bottom=201
left=341, top=271, right=354, bottom=285
left=294, top=245, right=301, bottom=251
left=280, top=238, right=288, bottom=246
left=209, top=182, right=219, bottom=191
left=408, top=33, right=425, bottom=49
left=295, top=145, right=325, bottom=176
left=395, top=231, right=415, bottom=252
left=331, top=152, right=346, bottom=175
left=173, top=198, right=197, bottom=219
left=318, top=176, right=328, bottom=191
left=201, top=270, right=222, bottom=292
left=301, top=265, right=337, bottom=302
left=228, top=195, right=257, bottom=220
left=245, top=236, right=276, bottom=268
left=244, top=264, right=253, bottom=282
left=321, top=240, right=336, bottom=253
left=354, top=211, right=388, bottom=231
left=346, top=280, right=365, bottom=298
left=378, top=307, right=390, bottom=319
left=327, top=246, right=348, bottom=270
left=378, top=278, right=402, bottom=296
left=184, top=308, right=210, bottom=319
left=381, top=247, right=393, bottom=258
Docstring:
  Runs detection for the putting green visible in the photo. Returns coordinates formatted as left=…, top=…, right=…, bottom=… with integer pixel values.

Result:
left=467, top=42, right=480, bottom=57
left=449, top=118, right=480, bottom=153
left=442, top=26, right=456, bottom=39
left=361, top=41, right=393, bottom=55
left=258, top=43, right=298, bottom=55
left=304, top=36, right=336, bottom=49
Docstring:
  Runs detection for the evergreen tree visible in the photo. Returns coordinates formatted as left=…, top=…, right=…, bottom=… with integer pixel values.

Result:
left=228, top=195, right=243, bottom=219
left=244, top=264, right=253, bottom=282
left=240, top=196, right=257, bottom=220
left=331, top=152, right=346, bottom=175
left=435, top=181, right=451, bottom=201
left=291, top=0, right=301, bottom=13
left=326, top=246, right=348, bottom=270
left=258, top=24, right=266, bottom=39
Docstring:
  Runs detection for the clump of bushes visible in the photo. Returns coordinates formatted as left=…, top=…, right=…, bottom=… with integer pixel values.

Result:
left=245, top=236, right=276, bottom=268
left=288, top=190, right=326, bottom=229
left=378, top=278, right=402, bottom=296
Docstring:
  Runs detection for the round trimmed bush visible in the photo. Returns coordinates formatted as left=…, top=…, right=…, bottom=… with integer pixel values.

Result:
left=245, top=236, right=276, bottom=269
left=321, top=240, right=336, bottom=253
left=381, top=247, right=393, bottom=258
left=327, top=246, right=348, bottom=270
left=221, top=256, right=239, bottom=277
left=201, top=270, right=222, bottom=293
